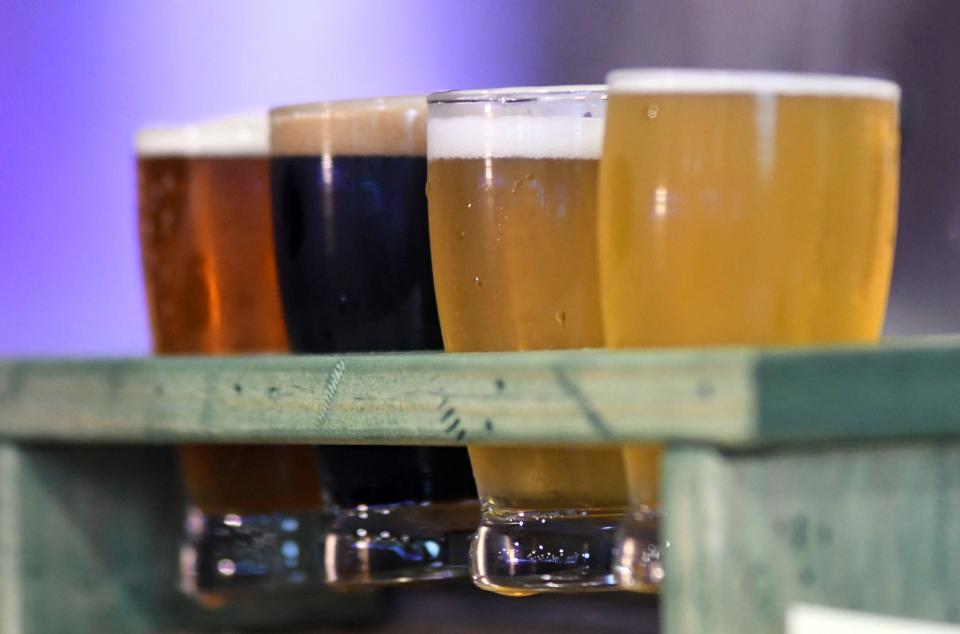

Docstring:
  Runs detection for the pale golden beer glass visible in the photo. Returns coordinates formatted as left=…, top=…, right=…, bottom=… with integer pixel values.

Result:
left=427, top=86, right=627, bottom=595
left=597, top=70, right=900, bottom=589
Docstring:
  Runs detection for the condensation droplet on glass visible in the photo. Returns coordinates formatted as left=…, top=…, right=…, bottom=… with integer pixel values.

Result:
left=473, top=276, right=482, bottom=288
left=555, top=310, right=566, bottom=330
left=458, top=230, right=466, bottom=240
left=647, top=104, right=659, bottom=119
left=466, top=202, right=472, bottom=209
left=511, top=173, right=534, bottom=194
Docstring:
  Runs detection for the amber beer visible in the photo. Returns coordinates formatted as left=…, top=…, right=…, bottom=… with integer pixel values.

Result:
left=597, top=70, right=901, bottom=589
left=427, top=86, right=626, bottom=595
left=136, top=115, right=321, bottom=601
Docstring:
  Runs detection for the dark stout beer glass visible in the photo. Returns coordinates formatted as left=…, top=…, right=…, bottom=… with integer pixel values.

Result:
left=269, top=96, right=478, bottom=586
left=136, top=114, right=323, bottom=603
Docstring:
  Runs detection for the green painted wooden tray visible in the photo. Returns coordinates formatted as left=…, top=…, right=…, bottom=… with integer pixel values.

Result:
left=2, top=338, right=959, bottom=633
left=1, top=337, right=959, bottom=446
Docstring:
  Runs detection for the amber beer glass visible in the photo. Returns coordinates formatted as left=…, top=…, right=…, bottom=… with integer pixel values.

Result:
left=269, top=97, right=478, bottom=587
left=597, top=70, right=901, bottom=589
left=136, top=114, right=322, bottom=602
left=427, top=87, right=626, bottom=595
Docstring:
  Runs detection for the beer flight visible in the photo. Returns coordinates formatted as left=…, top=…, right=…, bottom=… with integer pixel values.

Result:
left=136, top=69, right=900, bottom=602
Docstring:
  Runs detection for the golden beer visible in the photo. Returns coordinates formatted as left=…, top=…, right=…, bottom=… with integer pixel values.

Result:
left=428, top=86, right=625, bottom=595
left=597, top=69, right=900, bottom=589
left=428, top=157, right=623, bottom=508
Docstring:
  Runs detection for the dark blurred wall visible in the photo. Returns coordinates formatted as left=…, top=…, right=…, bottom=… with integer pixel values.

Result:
left=532, top=0, right=960, bottom=335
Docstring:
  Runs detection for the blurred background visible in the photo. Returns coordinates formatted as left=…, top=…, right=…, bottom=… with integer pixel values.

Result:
left=1, top=0, right=958, bottom=355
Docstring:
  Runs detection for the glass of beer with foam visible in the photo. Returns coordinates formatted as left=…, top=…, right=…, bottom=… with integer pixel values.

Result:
left=136, top=114, right=324, bottom=604
left=269, top=96, right=479, bottom=588
left=427, top=86, right=627, bottom=595
left=597, top=69, right=900, bottom=590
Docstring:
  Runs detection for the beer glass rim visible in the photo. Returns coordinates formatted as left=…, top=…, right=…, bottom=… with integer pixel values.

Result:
left=135, top=111, right=268, bottom=157
left=606, top=69, right=900, bottom=101
left=427, top=85, right=606, bottom=105
left=270, top=95, right=425, bottom=119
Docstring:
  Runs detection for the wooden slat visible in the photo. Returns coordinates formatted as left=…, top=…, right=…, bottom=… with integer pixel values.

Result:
left=0, top=338, right=959, bottom=446
left=662, top=441, right=960, bottom=634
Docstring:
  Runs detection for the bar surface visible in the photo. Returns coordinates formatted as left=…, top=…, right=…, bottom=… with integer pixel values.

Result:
left=0, top=338, right=959, bottom=446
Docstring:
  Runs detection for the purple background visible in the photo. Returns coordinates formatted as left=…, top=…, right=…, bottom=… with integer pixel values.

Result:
left=2, top=1, right=960, bottom=355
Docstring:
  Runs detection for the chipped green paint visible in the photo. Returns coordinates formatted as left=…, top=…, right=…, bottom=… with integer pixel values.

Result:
left=1, top=339, right=960, bottom=446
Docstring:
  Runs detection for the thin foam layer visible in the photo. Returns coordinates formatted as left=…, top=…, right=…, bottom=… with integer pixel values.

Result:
left=135, top=112, right=269, bottom=157
left=270, top=96, right=426, bottom=157
left=608, top=69, right=900, bottom=101
left=427, top=116, right=604, bottom=160
left=428, top=85, right=605, bottom=103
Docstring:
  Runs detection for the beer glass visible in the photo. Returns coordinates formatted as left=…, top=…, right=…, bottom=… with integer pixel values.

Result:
left=136, top=114, right=324, bottom=603
left=269, top=96, right=479, bottom=587
left=597, top=69, right=900, bottom=589
left=427, top=86, right=626, bottom=595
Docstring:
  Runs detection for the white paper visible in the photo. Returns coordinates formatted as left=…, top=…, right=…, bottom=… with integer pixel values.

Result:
left=787, top=604, right=960, bottom=634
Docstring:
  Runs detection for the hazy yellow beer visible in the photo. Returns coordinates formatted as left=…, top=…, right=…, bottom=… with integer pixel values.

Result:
left=597, top=70, right=900, bottom=589
left=428, top=86, right=626, bottom=595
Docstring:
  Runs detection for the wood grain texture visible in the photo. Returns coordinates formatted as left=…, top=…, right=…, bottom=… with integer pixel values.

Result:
left=0, top=350, right=755, bottom=445
left=662, top=442, right=960, bottom=634
left=1, top=338, right=960, bottom=446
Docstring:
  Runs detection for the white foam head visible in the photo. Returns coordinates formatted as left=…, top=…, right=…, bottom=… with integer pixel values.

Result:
left=135, top=111, right=269, bottom=157
left=427, top=86, right=606, bottom=160
left=607, top=69, right=900, bottom=101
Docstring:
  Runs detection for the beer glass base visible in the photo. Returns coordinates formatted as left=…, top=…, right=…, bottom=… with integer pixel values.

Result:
left=179, top=507, right=325, bottom=605
left=321, top=499, right=480, bottom=587
left=614, top=509, right=663, bottom=593
left=469, top=507, right=624, bottom=596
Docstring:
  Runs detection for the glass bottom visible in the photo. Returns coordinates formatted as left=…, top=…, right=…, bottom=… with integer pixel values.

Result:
left=469, top=507, right=625, bottom=596
left=179, top=507, right=324, bottom=606
left=614, top=508, right=663, bottom=592
left=321, top=499, right=480, bottom=588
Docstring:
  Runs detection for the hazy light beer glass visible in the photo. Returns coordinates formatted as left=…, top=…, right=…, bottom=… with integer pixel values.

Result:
left=597, top=70, right=900, bottom=589
left=136, top=114, right=323, bottom=602
left=269, top=97, right=478, bottom=586
left=427, top=87, right=626, bottom=595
